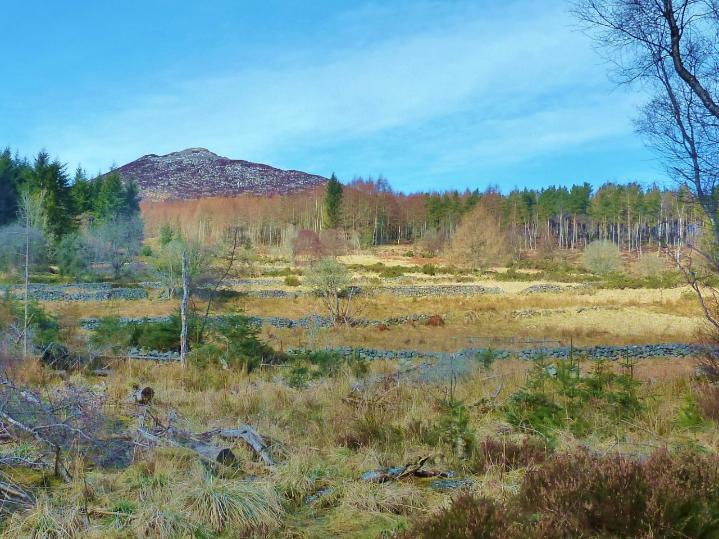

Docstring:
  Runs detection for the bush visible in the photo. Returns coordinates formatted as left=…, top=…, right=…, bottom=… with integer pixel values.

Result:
left=522, top=450, right=719, bottom=538
left=504, top=359, right=642, bottom=440
left=285, top=349, right=368, bottom=388
left=57, top=233, right=90, bottom=278
left=141, top=245, right=153, bottom=257
left=380, top=266, right=404, bottom=278
left=284, top=275, right=300, bottom=287
left=583, top=240, right=623, bottom=275
left=401, top=495, right=517, bottom=539
left=190, top=315, right=279, bottom=371
left=635, top=251, right=667, bottom=276
left=470, top=437, right=550, bottom=473
left=420, top=264, right=437, bottom=276
left=404, top=450, right=719, bottom=538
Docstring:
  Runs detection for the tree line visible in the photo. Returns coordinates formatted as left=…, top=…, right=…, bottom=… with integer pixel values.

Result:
left=142, top=176, right=704, bottom=256
left=0, top=148, right=143, bottom=278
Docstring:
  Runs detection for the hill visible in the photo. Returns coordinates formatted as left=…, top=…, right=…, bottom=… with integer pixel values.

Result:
left=112, top=148, right=327, bottom=201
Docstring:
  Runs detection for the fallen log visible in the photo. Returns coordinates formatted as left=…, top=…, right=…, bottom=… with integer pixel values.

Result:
left=361, top=457, right=451, bottom=483
left=135, top=427, right=237, bottom=466
left=0, top=479, right=35, bottom=513
left=215, top=425, right=274, bottom=466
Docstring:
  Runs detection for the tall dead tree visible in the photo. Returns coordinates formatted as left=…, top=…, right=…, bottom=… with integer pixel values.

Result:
left=180, top=249, right=190, bottom=366
left=16, top=190, right=46, bottom=358
left=574, top=0, right=719, bottom=326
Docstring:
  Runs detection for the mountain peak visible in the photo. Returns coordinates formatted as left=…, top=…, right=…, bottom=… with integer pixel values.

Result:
left=112, top=149, right=327, bottom=201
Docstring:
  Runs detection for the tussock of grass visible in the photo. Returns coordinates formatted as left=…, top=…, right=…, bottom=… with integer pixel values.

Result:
left=3, top=495, right=86, bottom=539
left=182, top=472, right=283, bottom=534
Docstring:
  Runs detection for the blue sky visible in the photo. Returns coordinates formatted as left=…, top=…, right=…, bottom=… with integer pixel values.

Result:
left=1, top=0, right=665, bottom=193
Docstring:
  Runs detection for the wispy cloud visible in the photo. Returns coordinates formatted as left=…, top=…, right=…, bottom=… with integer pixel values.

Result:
left=28, top=0, right=655, bottom=189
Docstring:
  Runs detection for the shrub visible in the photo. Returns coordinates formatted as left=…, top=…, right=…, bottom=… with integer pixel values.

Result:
left=140, top=245, right=153, bottom=257
left=471, top=437, right=550, bottom=473
left=504, top=390, right=565, bottom=438
left=285, top=349, right=368, bottom=387
left=406, top=450, right=719, bottom=538
left=521, top=451, right=648, bottom=536
left=191, top=315, right=279, bottom=371
left=635, top=251, right=667, bottom=276
left=57, top=233, right=90, bottom=278
left=523, top=450, right=719, bottom=538
left=434, top=398, right=475, bottom=456
left=380, top=266, right=404, bottom=278
left=284, top=275, right=301, bottom=287
left=421, top=264, right=437, bottom=276
left=695, top=384, right=719, bottom=423
left=583, top=240, right=623, bottom=275
left=504, top=358, right=642, bottom=440
left=400, top=495, right=518, bottom=539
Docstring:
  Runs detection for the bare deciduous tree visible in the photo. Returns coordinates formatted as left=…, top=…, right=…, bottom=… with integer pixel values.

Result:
left=305, top=258, right=360, bottom=324
left=16, top=190, right=46, bottom=358
left=574, top=0, right=719, bottom=326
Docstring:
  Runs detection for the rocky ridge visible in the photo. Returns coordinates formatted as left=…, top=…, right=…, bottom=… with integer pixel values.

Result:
left=112, top=148, right=328, bottom=201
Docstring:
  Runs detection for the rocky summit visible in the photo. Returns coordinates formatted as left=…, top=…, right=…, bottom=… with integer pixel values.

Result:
left=112, top=147, right=327, bottom=201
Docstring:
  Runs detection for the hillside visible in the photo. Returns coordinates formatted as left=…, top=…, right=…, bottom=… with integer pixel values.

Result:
left=112, top=147, right=327, bottom=201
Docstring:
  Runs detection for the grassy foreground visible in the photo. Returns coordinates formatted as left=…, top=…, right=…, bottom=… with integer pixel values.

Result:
left=1, top=352, right=717, bottom=538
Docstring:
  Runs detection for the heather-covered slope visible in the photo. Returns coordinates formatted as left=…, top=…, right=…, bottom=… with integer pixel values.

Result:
left=113, top=147, right=327, bottom=201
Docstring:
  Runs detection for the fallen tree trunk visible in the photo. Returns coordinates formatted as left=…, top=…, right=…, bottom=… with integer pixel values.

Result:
left=135, top=427, right=237, bottom=466
left=0, top=479, right=35, bottom=513
left=216, top=425, right=274, bottom=466
left=361, top=456, right=451, bottom=483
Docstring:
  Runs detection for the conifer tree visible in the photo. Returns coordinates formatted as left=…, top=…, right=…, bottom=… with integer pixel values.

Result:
left=323, top=173, right=343, bottom=229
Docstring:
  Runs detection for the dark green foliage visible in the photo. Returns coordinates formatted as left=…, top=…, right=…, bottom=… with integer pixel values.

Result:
left=40, top=342, right=88, bottom=370
left=504, top=358, right=642, bottom=441
left=323, top=173, right=343, bottom=229
left=380, top=266, right=404, bottom=278
left=420, top=263, right=437, bottom=276
left=284, top=275, right=300, bottom=287
left=475, top=348, right=497, bottom=371
left=92, top=315, right=276, bottom=371
left=91, top=316, right=189, bottom=353
left=56, top=233, right=90, bottom=278
left=74, top=171, right=141, bottom=223
left=434, top=398, right=476, bottom=455
left=0, top=296, right=58, bottom=351
left=193, top=315, right=279, bottom=371
left=140, top=245, right=153, bottom=257
left=504, top=390, right=566, bottom=438
left=24, top=151, right=76, bottom=242
left=0, top=148, right=23, bottom=226
left=285, top=349, right=368, bottom=388
left=158, top=223, right=175, bottom=246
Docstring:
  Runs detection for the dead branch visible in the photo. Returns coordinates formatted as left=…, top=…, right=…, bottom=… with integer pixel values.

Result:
left=213, top=425, right=274, bottom=466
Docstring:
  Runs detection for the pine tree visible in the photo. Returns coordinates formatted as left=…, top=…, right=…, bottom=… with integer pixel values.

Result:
left=0, top=148, right=22, bottom=226
left=323, top=173, right=343, bottom=229
left=26, top=151, right=75, bottom=241
left=95, top=172, right=126, bottom=221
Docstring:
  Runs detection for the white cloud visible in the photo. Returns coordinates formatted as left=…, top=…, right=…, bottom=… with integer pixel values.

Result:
left=32, top=0, right=647, bottom=184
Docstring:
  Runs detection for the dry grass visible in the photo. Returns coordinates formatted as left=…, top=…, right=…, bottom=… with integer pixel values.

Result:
left=0, top=350, right=716, bottom=538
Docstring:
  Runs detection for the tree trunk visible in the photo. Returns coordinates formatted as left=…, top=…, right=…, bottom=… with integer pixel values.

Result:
left=23, top=213, right=30, bottom=359
left=180, top=250, right=190, bottom=367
